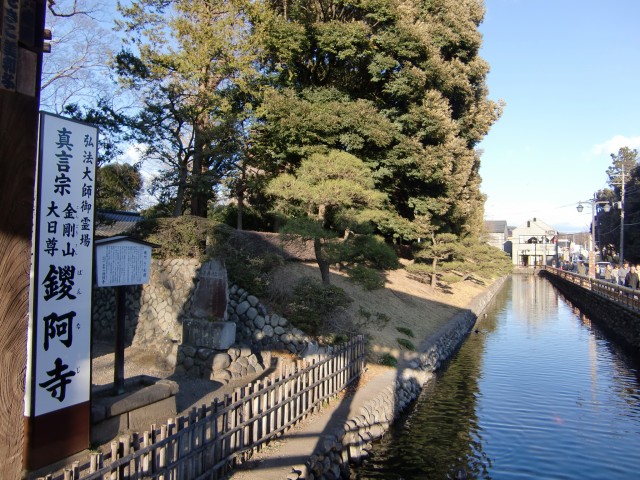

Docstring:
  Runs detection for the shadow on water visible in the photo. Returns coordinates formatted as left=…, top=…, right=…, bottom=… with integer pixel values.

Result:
left=353, top=275, right=640, bottom=480
left=350, top=281, right=509, bottom=480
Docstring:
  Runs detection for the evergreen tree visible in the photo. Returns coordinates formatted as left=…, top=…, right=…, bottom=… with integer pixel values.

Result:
left=96, top=163, right=143, bottom=211
left=596, top=147, right=639, bottom=262
left=252, top=0, right=501, bottom=241
left=116, top=0, right=259, bottom=217
left=267, top=149, right=388, bottom=284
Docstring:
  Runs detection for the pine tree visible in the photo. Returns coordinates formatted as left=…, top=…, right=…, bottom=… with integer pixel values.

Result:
left=116, top=0, right=259, bottom=217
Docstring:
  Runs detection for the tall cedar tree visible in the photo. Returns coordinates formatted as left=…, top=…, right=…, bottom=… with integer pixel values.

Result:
left=251, top=0, right=501, bottom=241
left=116, top=0, right=258, bottom=217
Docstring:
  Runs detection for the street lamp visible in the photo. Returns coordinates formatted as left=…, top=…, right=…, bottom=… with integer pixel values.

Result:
left=576, top=199, right=611, bottom=277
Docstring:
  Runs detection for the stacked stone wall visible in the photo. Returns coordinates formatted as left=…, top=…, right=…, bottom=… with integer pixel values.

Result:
left=227, top=284, right=314, bottom=355
left=175, top=344, right=271, bottom=383
left=92, top=258, right=200, bottom=354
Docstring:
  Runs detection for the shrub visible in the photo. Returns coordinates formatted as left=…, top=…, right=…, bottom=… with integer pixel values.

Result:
left=396, top=326, right=414, bottom=337
left=286, top=277, right=352, bottom=336
left=347, top=265, right=385, bottom=290
left=378, top=353, right=398, bottom=367
left=128, top=215, right=214, bottom=259
left=341, top=235, right=400, bottom=270
left=209, top=225, right=284, bottom=296
left=397, top=338, right=415, bottom=350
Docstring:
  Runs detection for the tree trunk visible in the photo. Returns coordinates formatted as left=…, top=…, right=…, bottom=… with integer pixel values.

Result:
left=173, top=161, right=189, bottom=217
left=236, top=188, right=244, bottom=230
left=431, top=258, right=438, bottom=289
left=236, top=167, right=246, bottom=230
left=314, top=237, right=331, bottom=284
left=190, top=123, right=208, bottom=217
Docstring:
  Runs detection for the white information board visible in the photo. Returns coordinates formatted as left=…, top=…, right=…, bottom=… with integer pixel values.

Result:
left=25, top=112, right=97, bottom=417
left=95, top=237, right=152, bottom=287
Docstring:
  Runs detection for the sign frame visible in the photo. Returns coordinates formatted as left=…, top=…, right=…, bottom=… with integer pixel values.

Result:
left=24, top=111, right=98, bottom=468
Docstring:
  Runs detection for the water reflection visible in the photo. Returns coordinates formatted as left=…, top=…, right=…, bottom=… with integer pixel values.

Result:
left=353, top=276, right=640, bottom=479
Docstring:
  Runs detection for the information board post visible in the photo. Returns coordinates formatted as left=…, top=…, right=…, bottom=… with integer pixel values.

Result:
left=114, top=286, right=127, bottom=395
left=94, top=236, right=157, bottom=396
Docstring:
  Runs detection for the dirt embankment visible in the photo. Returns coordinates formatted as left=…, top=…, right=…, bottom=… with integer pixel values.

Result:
left=266, top=261, right=491, bottom=361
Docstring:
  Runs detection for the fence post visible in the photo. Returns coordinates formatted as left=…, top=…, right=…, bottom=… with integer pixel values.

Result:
left=158, top=423, right=168, bottom=480
left=141, top=431, right=150, bottom=476
left=110, top=441, right=118, bottom=480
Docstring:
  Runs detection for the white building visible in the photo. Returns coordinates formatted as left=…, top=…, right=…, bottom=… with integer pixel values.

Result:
left=511, top=218, right=558, bottom=267
left=484, top=220, right=510, bottom=253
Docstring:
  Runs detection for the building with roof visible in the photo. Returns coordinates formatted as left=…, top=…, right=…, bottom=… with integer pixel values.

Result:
left=484, top=220, right=510, bottom=253
left=94, top=210, right=142, bottom=238
left=511, top=217, right=558, bottom=267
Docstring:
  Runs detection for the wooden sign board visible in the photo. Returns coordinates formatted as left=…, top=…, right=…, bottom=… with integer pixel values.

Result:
left=24, top=112, right=98, bottom=469
left=95, top=236, right=156, bottom=287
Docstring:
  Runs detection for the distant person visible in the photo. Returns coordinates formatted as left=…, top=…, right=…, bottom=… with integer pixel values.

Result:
left=577, top=261, right=586, bottom=276
left=619, top=262, right=629, bottom=286
left=611, top=264, right=620, bottom=284
left=605, top=263, right=613, bottom=282
left=626, top=266, right=639, bottom=289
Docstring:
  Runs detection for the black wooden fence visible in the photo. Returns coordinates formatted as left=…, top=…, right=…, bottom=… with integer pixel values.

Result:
left=39, top=336, right=365, bottom=480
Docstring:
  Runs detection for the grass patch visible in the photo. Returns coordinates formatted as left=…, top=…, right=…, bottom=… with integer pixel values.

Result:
left=397, top=338, right=415, bottom=350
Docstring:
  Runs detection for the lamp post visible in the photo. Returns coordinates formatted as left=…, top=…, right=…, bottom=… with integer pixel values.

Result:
left=577, top=199, right=611, bottom=277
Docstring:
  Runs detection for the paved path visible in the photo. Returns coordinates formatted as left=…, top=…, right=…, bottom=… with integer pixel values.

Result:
left=227, top=367, right=397, bottom=479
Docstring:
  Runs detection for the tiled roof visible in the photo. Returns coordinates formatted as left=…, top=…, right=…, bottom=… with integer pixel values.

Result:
left=95, top=210, right=142, bottom=238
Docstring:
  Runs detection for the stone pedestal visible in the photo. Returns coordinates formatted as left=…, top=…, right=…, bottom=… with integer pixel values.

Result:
left=183, top=319, right=236, bottom=350
left=91, top=376, right=178, bottom=444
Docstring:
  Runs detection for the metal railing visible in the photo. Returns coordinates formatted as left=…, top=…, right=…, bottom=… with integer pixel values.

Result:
left=542, top=267, right=640, bottom=312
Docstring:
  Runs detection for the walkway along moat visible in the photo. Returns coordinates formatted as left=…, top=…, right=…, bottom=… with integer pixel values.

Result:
left=353, top=275, right=640, bottom=479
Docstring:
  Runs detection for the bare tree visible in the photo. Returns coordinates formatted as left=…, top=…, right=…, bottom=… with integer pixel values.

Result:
left=41, top=0, right=119, bottom=112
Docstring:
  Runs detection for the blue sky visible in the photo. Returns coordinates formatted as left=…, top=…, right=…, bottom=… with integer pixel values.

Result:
left=478, top=0, right=640, bottom=232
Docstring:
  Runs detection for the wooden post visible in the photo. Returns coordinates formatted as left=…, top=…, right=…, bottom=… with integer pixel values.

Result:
left=114, top=286, right=127, bottom=395
left=1, top=1, right=47, bottom=476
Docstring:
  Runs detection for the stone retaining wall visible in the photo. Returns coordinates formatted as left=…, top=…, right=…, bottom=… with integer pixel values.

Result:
left=92, top=258, right=200, bottom=355
left=175, top=344, right=272, bottom=383
left=298, top=275, right=509, bottom=479
left=227, top=284, right=315, bottom=355
left=540, top=270, right=640, bottom=354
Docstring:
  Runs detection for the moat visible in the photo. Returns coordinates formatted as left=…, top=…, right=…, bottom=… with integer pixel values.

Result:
left=353, top=275, right=640, bottom=479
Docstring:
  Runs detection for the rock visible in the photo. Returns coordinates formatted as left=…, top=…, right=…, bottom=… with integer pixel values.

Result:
left=236, top=301, right=250, bottom=316
left=247, top=295, right=259, bottom=307
left=246, top=307, right=258, bottom=321
left=253, top=315, right=266, bottom=329
left=211, top=353, right=232, bottom=371
left=182, top=345, right=196, bottom=357
left=263, top=324, right=274, bottom=337
left=211, top=369, right=231, bottom=383
left=196, top=348, right=212, bottom=361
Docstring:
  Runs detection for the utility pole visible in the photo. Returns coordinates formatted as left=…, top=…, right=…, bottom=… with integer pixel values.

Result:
left=620, top=163, right=625, bottom=264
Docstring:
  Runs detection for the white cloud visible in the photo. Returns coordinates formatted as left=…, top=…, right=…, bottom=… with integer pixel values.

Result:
left=591, top=135, right=640, bottom=156
left=122, top=142, right=144, bottom=165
